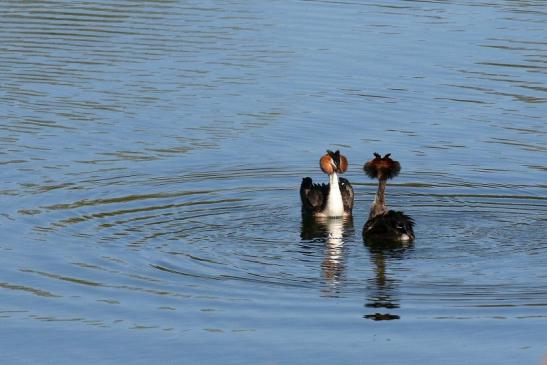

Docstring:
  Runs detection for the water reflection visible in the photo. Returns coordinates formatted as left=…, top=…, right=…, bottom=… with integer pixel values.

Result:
left=363, top=237, right=413, bottom=321
left=301, top=215, right=354, bottom=297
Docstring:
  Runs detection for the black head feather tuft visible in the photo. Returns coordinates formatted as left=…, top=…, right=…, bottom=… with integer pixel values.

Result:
left=326, top=150, right=340, bottom=168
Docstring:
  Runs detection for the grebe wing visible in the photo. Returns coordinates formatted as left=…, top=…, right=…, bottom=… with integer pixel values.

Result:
left=300, top=177, right=328, bottom=213
left=339, top=177, right=354, bottom=212
left=392, top=211, right=415, bottom=238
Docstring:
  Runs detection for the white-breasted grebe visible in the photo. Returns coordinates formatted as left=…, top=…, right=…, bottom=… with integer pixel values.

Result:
left=362, top=153, right=414, bottom=242
left=300, top=150, right=354, bottom=217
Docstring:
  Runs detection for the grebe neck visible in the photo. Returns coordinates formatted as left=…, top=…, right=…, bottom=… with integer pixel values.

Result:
left=369, top=178, right=387, bottom=219
left=325, top=172, right=344, bottom=217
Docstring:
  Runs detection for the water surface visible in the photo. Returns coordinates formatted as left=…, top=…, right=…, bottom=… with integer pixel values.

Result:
left=1, top=1, right=546, bottom=364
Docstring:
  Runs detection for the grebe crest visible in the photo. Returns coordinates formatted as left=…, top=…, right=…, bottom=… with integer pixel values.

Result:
left=300, top=150, right=354, bottom=218
left=363, top=153, right=401, bottom=180
left=320, top=150, right=348, bottom=175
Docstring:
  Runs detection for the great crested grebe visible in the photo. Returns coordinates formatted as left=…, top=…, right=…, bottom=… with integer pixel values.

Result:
left=362, top=153, right=414, bottom=242
left=300, top=150, right=354, bottom=217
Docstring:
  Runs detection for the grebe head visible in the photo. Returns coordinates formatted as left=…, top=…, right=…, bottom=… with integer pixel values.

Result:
left=363, top=152, right=401, bottom=180
left=320, top=150, right=348, bottom=175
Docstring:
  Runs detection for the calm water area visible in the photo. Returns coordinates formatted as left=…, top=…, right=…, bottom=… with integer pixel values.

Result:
left=1, top=1, right=546, bottom=364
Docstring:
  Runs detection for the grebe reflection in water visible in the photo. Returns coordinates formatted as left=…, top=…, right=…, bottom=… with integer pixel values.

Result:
left=363, top=238, right=413, bottom=321
left=301, top=216, right=354, bottom=296
left=362, top=153, right=414, bottom=243
left=300, top=150, right=354, bottom=218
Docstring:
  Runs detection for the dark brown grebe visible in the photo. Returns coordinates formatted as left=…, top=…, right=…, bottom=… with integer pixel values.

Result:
left=300, top=150, right=354, bottom=217
left=362, top=153, right=414, bottom=242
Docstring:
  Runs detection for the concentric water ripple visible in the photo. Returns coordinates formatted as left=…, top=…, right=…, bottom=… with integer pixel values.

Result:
left=9, top=165, right=545, bottom=306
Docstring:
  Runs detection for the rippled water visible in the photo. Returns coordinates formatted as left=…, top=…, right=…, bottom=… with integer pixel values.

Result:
left=1, top=1, right=546, bottom=364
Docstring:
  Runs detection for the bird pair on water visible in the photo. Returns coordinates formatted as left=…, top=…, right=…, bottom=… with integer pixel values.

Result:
left=300, top=150, right=415, bottom=242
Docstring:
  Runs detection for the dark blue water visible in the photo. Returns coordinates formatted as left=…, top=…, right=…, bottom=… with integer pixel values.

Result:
left=1, top=1, right=546, bottom=364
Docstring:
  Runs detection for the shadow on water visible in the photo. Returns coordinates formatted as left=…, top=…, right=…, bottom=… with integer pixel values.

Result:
left=301, top=215, right=354, bottom=297
left=362, top=235, right=413, bottom=321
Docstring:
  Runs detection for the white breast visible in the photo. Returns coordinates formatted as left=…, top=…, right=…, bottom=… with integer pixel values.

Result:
left=324, top=172, right=344, bottom=217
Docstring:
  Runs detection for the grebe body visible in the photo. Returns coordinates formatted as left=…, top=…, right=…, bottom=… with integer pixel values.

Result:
left=363, top=210, right=414, bottom=242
